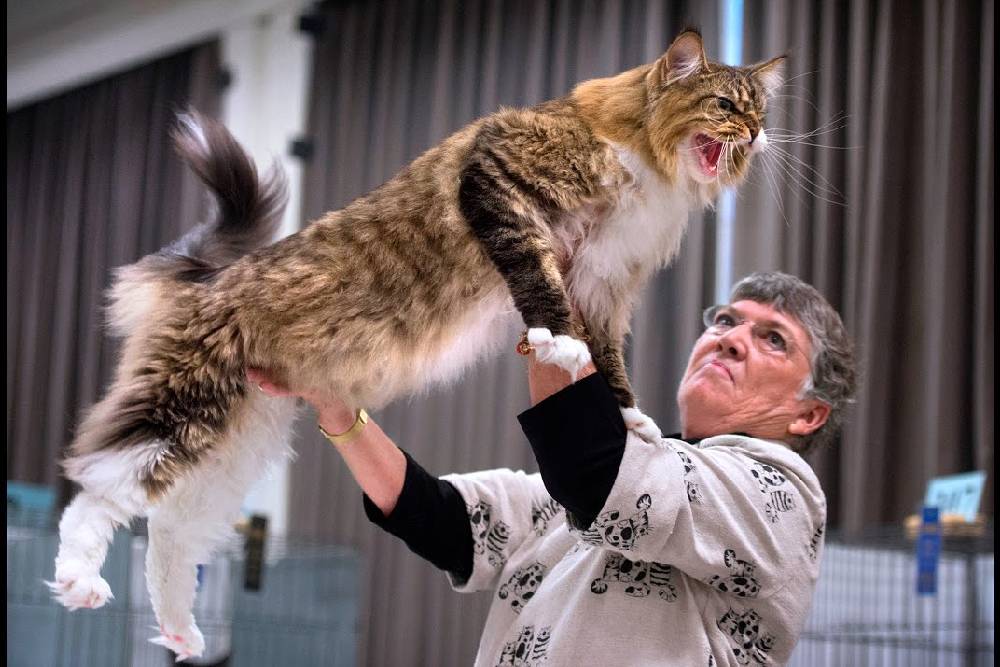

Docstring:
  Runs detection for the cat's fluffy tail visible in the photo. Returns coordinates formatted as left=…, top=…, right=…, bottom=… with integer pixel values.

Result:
left=107, top=112, right=288, bottom=337
left=167, top=111, right=288, bottom=271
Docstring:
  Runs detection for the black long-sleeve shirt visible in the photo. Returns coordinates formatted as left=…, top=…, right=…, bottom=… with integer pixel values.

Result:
left=363, top=373, right=627, bottom=580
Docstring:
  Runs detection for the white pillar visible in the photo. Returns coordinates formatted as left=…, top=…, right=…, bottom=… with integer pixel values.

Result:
left=221, top=4, right=313, bottom=537
left=715, top=0, right=745, bottom=302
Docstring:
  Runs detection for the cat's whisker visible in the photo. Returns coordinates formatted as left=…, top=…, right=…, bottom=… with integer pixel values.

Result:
left=767, top=125, right=848, bottom=142
left=762, top=151, right=820, bottom=216
left=768, top=146, right=845, bottom=201
left=760, top=152, right=792, bottom=227
left=767, top=126, right=849, bottom=144
left=770, top=139, right=854, bottom=150
left=741, top=149, right=791, bottom=226
left=768, top=113, right=849, bottom=140
left=766, top=150, right=846, bottom=208
left=768, top=150, right=838, bottom=199
left=766, top=116, right=855, bottom=150
left=767, top=141, right=828, bottom=170
left=767, top=130, right=845, bottom=146
left=769, top=93, right=823, bottom=116
left=767, top=76, right=822, bottom=104
left=719, top=142, right=731, bottom=184
left=781, top=69, right=820, bottom=86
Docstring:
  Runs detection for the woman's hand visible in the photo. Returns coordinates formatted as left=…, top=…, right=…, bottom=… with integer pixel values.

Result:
left=246, top=369, right=406, bottom=515
left=246, top=368, right=357, bottom=434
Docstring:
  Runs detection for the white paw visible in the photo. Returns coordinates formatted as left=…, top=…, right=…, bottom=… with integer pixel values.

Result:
left=47, top=563, right=114, bottom=610
left=526, top=328, right=592, bottom=380
left=150, top=621, right=205, bottom=661
left=621, top=407, right=663, bottom=443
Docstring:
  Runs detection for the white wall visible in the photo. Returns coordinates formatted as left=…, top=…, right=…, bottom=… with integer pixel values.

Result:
left=221, top=6, right=313, bottom=537
left=8, top=0, right=315, bottom=536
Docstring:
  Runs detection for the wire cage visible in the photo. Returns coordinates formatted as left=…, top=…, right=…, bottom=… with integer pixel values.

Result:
left=789, top=526, right=994, bottom=667
left=7, top=504, right=359, bottom=667
left=8, top=491, right=993, bottom=667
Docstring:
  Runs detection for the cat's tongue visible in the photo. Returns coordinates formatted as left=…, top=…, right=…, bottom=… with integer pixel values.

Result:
left=695, top=134, right=724, bottom=176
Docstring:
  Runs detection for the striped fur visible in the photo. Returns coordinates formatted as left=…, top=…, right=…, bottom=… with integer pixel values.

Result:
left=52, top=30, right=784, bottom=658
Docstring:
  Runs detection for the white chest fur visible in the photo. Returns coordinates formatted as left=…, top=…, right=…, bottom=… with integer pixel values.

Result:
left=411, top=145, right=700, bottom=391
left=564, top=144, right=698, bottom=327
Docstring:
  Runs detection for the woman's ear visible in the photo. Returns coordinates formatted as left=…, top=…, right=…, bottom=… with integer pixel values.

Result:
left=787, top=400, right=831, bottom=437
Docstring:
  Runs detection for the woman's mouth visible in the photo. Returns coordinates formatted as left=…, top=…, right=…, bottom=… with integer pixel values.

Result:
left=694, top=133, right=724, bottom=177
left=707, top=360, right=734, bottom=382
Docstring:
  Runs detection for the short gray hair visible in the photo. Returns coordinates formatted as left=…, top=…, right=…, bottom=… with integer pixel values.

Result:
left=730, top=272, right=857, bottom=454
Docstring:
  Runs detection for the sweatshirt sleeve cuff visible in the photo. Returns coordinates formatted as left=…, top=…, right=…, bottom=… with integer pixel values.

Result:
left=516, top=373, right=627, bottom=526
left=362, top=450, right=474, bottom=581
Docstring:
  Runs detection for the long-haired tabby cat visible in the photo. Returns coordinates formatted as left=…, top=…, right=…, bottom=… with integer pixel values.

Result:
left=49, top=30, right=783, bottom=658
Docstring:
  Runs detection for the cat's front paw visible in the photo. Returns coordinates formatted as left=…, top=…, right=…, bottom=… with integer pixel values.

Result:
left=150, top=621, right=205, bottom=662
left=47, top=561, right=114, bottom=610
left=526, top=328, right=592, bottom=380
left=620, top=407, right=663, bottom=443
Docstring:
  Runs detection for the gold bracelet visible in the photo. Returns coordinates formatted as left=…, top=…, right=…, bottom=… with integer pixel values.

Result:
left=318, top=409, right=369, bottom=446
left=516, top=329, right=590, bottom=356
left=516, top=330, right=534, bottom=356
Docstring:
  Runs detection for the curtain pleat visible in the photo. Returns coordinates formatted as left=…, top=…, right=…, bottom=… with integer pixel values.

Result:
left=738, top=0, right=993, bottom=532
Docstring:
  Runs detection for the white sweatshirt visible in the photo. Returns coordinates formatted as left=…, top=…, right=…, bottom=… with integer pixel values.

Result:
left=443, top=433, right=826, bottom=666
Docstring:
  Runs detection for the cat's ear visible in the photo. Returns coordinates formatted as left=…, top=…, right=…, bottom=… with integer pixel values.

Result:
left=653, top=29, right=708, bottom=88
left=751, top=55, right=787, bottom=98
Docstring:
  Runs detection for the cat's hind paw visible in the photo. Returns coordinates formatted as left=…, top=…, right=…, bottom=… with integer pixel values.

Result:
left=150, top=622, right=206, bottom=662
left=620, top=406, right=663, bottom=443
left=526, top=328, right=592, bottom=380
left=47, top=563, right=114, bottom=610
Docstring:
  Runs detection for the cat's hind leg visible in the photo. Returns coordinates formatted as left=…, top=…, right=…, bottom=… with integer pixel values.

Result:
left=145, top=509, right=210, bottom=660
left=144, top=392, right=297, bottom=660
left=49, top=446, right=152, bottom=609
left=144, top=484, right=249, bottom=660
left=48, top=491, right=135, bottom=609
left=143, top=462, right=257, bottom=661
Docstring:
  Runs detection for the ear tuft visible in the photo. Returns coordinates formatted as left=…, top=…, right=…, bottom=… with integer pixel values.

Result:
left=662, top=30, right=708, bottom=85
left=753, top=55, right=787, bottom=98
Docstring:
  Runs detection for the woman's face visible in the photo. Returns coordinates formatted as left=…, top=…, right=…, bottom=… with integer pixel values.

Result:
left=677, top=300, right=828, bottom=442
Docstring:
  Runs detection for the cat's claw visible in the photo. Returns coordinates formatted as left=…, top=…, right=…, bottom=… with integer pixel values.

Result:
left=621, top=406, right=663, bottom=443
left=526, top=328, right=592, bottom=380
left=47, top=562, right=114, bottom=610
left=150, top=622, right=205, bottom=661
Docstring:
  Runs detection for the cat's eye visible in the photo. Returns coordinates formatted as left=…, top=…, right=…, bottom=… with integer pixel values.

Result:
left=718, top=97, right=737, bottom=113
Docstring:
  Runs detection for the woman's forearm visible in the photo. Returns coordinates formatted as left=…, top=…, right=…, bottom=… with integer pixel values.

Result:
left=317, top=406, right=406, bottom=516
left=527, top=355, right=597, bottom=405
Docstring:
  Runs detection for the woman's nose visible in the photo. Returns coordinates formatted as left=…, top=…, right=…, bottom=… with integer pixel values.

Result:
left=717, top=325, right=750, bottom=359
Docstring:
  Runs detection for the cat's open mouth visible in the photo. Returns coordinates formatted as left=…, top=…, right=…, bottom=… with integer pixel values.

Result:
left=694, top=133, right=724, bottom=177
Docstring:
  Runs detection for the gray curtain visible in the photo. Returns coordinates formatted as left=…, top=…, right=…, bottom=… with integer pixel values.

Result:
left=290, top=1, right=720, bottom=664
left=736, top=0, right=994, bottom=531
left=6, top=41, right=222, bottom=501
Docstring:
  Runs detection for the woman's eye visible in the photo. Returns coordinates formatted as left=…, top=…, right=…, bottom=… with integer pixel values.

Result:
left=766, top=331, right=787, bottom=351
left=714, top=313, right=736, bottom=327
left=718, top=97, right=737, bottom=113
